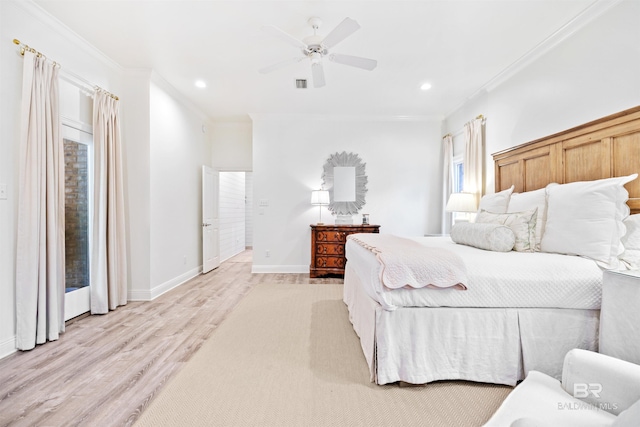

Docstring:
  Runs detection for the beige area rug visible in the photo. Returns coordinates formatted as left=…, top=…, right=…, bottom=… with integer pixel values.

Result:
left=134, top=284, right=512, bottom=427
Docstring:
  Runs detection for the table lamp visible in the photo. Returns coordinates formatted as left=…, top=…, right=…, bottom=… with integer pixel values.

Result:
left=311, top=190, right=330, bottom=224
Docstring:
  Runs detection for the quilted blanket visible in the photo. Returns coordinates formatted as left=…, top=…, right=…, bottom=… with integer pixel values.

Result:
left=347, top=234, right=468, bottom=290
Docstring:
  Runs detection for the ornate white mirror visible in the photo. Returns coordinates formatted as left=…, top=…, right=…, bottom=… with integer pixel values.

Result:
left=322, top=152, right=368, bottom=224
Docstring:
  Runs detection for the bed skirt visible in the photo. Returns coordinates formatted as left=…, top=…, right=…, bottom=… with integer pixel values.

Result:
left=343, top=263, right=600, bottom=386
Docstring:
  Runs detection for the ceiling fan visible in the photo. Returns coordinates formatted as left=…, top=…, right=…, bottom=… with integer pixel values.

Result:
left=259, top=17, right=377, bottom=88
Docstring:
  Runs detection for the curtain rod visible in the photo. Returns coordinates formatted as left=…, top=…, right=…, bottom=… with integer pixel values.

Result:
left=13, top=38, right=119, bottom=101
left=442, top=114, right=486, bottom=140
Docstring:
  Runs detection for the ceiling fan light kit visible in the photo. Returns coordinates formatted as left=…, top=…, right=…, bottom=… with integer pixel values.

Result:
left=260, top=16, right=378, bottom=88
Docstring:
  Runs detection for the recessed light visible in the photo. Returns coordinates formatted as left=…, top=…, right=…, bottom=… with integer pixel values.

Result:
left=195, top=80, right=207, bottom=89
left=420, top=83, right=432, bottom=91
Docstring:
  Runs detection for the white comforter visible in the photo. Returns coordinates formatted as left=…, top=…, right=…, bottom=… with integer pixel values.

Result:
left=347, top=233, right=467, bottom=290
left=346, top=236, right=603, bottom=311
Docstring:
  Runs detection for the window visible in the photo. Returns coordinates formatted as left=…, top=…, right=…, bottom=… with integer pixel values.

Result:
left=64, top=137, right=90, bottom=293
left=453, top=156, right=464, bottom=193
left=62, top=122, right=93, bottom=321
left=451, top=156, right=467, bottom=223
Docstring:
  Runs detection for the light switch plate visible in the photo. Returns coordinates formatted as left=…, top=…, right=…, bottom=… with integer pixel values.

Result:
left=0, top=184, right=7, bottom=200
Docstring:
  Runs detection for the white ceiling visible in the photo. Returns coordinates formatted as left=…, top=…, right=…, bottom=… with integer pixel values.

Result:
left=34, top=0, right=597, bottom=121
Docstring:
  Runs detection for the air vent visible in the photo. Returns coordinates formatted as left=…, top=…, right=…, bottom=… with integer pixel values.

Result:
left=295, top=79, right=307, bottom=89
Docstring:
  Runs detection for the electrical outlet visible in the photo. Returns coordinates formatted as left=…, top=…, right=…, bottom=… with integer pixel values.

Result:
left=183, top=255, right=187, bottom=265
left=265, top=250, right=270, bottom=258
left=0, top=184, right=6, bottom=200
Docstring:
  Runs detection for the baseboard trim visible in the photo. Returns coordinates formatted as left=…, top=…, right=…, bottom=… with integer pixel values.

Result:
left=0, top=335, right=17, bottom=360
left=251, top=265, right=308, bottom=274
left=128, top=266, right=202, bottom=301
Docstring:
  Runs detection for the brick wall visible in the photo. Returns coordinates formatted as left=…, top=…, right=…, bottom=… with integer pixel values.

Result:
left=64, top=140, right=89, bottom=291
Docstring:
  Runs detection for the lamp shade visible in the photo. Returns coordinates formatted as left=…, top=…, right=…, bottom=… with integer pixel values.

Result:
left=445, top=192, right=478, bottom=213
left=311, top=190, right=330, bottom=206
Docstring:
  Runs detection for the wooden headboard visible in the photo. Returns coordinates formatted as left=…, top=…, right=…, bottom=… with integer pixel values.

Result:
left=493, top=106, right=640, bottom=214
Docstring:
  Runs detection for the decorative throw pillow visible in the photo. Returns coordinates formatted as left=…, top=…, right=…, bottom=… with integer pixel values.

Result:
left=476, top=208, right=537, bottom=252
left=451, top=222, right=515, bottom=252
left=507, top=187, right=548, bottom=251
left=540, top=174, right=638, bottom=269
left=478, top=185, right=515, bottom=214
left=619, top=214, right=640, bottom=269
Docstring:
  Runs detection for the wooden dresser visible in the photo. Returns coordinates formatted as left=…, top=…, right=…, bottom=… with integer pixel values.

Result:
left=309, top=224, right=380, bottom=278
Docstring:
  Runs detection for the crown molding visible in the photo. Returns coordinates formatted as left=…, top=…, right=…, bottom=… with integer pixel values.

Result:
left=11, top=0, right=123, bottom=74
left=484, top=0, right=623, bottom=92
left=445, top=0, right=624, bottom=119
left=249, top=113, right=443, bottom=123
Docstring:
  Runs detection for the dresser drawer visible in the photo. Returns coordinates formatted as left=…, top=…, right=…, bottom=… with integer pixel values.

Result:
left=314, top=256, right=346, bottom=269
left=315, top=243, right=345, bottom=256
left=314, top=230, right=348, bottom=243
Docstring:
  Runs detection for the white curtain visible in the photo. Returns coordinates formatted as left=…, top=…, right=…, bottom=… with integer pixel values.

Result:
left=463, top=117, right=484, bottom=205
left=15, top=51, right=65, bottom=350
left=91, top=90, right=128, bottom=314
left=441, top=134, right=454, bottom=234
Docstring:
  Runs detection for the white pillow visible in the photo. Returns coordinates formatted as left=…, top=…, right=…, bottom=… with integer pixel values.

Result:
left=478, top=185, right=515, bottom=214
left=476, top=208, right=537, bottom=252
left=619, top=214, right=640, bottom=269
left=540, top=174, right=638, bottom=269
left=508, top=188, right=548, bottom=251
left=450, top=222, right=515, bottom=252
left=613, top=398, right=640, bottom=427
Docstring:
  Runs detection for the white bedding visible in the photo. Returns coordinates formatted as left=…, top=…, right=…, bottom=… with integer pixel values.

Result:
left=347, top=233, right=468, bottom=290
left=343, top=262, right=600, bottom=385
left=346, top=236, right=603, bottom=311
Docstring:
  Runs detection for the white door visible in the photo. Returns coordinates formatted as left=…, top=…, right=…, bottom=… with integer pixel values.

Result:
left=202, top=165, right=220, bottom=273
left=63, top=123, right=93, bottom=321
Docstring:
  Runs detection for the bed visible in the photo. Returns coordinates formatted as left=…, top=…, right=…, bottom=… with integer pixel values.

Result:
left=343, top=106, right=640, bottom=386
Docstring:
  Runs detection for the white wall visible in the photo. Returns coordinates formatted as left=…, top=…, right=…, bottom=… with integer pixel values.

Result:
left=251, top=115, right=442, bottom=273
left=122, top=69, right=152, bottom=300
left=147, top=76, right=213, bottom=298
left=0, top=0, right=123, bottom=358
left=219, top=172, right=246, bottom=261
left=211, top=122, right=252, bottom=171
left=444, top=0, right=640, bottom=194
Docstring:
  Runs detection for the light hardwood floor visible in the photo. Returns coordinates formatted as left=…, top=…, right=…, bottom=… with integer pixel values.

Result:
left=0, top=250, right=342, bottom=427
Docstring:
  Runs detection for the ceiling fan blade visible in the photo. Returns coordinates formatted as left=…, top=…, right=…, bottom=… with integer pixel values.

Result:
left=329, top=53, right=377, bottom=71
left=321, top=18, right=360, bottom=49
left=311, top=62, right=326, bottom=88
left=259, top=57, right=305, bottom=74
left=261, top=25, right=307, bottom=50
